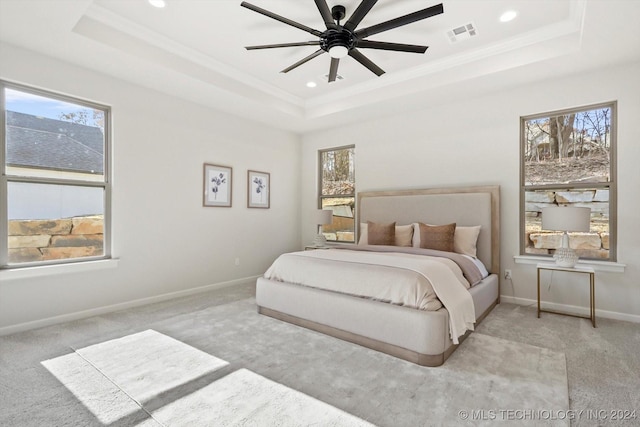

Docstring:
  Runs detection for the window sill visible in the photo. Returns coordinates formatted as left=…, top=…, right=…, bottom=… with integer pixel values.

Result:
left=0, top=258, right=119, bottom=281
left=513, top=255, right=625, bottom=273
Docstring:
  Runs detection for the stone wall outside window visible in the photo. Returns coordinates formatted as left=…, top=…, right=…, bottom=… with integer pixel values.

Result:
left=8, top=215, right=103, bottom=264
left=525, top=190, right=609, bottom=259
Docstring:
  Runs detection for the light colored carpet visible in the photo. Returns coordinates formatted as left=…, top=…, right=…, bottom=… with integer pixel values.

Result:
left=44, top=329, right=374, bottom=426
left=3, top=282, right=637, bottom=426
left=41, top=352, right=150, bottom=425
left=152, top=368, right=375, bottom=427
left=74, top=329, right=228, bottom=403
left=37, top=300, right=568, bottom=426
left=440, top=333, right=568, bottom=417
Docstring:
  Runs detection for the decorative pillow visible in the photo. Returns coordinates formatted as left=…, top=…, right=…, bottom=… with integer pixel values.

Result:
left=418, top=222, right=456, bottom=252
left=366, top=221, right=396, bottom=246
left=453, top=225, right=481, bottom=258
left=411, top=223, right=422, bottom=248
left=359, top=223, right=413, bottom=246
left=412, top=223, right=481, bottom=257
left=394, top=224, right=414, bottom=247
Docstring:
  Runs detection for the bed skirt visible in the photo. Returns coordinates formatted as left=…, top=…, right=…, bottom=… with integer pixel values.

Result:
left=256, top=274, right=499, bottom=367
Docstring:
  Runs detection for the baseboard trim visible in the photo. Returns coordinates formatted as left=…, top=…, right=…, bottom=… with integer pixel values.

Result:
left=500, top=295, right=640, bottom=324
left=0, top=275, right=260, bottom=336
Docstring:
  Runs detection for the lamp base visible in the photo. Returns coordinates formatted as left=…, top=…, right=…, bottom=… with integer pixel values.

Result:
left=312, top=233, right=327, bottom=248
left=553, top=247, right=579, bottom=268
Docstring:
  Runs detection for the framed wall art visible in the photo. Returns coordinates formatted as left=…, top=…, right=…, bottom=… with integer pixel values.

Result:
left=247, top=170, right=270, bottom=209
left=203, top=163, right=232, bottom=207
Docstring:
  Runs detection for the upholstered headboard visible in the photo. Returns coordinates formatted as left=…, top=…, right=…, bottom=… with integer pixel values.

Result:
left=357, top=186, right=500, bottom=275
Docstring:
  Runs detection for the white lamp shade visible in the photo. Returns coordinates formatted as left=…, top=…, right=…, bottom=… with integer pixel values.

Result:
left=541, top=206, right=591, bottom=232
left=316, top=209, right=333, bottom=225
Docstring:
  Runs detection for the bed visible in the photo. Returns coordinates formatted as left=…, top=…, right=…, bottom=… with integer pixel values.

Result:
left=256, top=186, right=500, bottom=366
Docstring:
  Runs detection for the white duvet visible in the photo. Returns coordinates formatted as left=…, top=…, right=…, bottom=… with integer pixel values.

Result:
left=263, top=249, right=476, bottom=344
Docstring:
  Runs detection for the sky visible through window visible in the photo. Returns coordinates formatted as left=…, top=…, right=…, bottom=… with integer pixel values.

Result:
left=5, top=88, right=102, bottom=127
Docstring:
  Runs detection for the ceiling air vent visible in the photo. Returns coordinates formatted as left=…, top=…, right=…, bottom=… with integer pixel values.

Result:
left=447, top=23, right=477, bottom=43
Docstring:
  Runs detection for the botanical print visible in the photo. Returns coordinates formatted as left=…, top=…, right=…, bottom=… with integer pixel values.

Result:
left=203, top=164, right=232, bottom=207
left=248, top=170, right=270, bottom=208
left=210, top=172, right=227, bottom=200
left=252, top=176, right=266, bottom=203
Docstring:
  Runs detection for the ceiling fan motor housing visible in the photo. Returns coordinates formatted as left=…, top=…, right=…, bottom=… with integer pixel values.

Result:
left=322, top=5, right=353, bottom=55
left=323, top=29, right=355, bottom=53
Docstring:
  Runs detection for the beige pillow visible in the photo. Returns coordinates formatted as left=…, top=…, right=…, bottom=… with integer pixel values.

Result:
left=418, top=222, right=456, bottom=252
left=394, top=225, right=414, bottom=247
left=359, top=223, right=413, bottom=246
left=454, top=225, right=481, bottom=258
left=367, top=221, right=396, bottom=246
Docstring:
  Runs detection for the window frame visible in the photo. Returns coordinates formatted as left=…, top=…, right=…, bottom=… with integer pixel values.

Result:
left=519, top=101, right=617, bottom=262
left=0, top=80, right=112, bottom=269
left=318, top=144, right=356, bottom=243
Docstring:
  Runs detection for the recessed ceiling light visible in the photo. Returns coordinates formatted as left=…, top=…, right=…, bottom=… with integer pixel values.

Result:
left=306, top=81, right=317, bottom=88
left=500, top=10, right=517, bottom=22
left=148, top=0, right=166, bottom=8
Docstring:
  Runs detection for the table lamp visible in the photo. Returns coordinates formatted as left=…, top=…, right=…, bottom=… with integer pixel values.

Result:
left=313, top=209, right=333, bottom=247
left=541, top=206, right=591, bottom=267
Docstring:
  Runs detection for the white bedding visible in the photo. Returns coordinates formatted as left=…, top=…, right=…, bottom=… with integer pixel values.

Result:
left=263, top=249, right=476, bottom=344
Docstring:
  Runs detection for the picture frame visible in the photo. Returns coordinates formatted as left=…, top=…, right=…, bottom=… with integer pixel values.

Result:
left=203, top=163, right=232, bottom=207
left=247, top=170, right=270, bottom=209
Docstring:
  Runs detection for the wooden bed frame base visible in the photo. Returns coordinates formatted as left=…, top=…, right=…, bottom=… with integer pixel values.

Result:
left=258, top=298, right=498, bottom=367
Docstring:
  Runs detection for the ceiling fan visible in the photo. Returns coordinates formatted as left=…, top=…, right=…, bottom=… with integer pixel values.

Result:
left=241, top=0, right=444, bottom=83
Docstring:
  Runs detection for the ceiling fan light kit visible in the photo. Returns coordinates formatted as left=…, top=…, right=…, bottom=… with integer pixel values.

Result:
left=329, top=45, right=349, bottom=59
left=241, top=0, right=444, bottom=83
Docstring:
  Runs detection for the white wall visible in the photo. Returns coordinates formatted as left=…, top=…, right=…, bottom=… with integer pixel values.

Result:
left=2, top=42, right=638, bottom=331
left=0, top=44, right=301, bottom=331
left=301, top=61, right=640, bottom=321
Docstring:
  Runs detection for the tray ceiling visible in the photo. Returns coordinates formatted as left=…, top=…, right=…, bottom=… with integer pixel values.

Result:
left=1, top=0, right=639, bottom=132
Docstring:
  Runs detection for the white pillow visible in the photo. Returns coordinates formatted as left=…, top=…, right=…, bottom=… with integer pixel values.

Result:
left=359, top=223, right=413, bottom=247
left=412, top=223, right=481, bottom=258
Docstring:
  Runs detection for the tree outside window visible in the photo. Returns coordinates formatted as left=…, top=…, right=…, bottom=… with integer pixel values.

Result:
left=520, top=102, right=616, bottom=261
left=319, top=146, right=355, bottom=243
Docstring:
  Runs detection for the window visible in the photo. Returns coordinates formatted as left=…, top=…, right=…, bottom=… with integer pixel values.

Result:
left=319, top=145, right=355, bottom=243
left=520, top=102, right=616, bottom=261
left=1, top=81, right=111, bottom=268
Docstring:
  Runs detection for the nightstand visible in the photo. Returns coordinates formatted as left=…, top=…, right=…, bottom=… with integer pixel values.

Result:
left=537, top=263, right=596, bottom=327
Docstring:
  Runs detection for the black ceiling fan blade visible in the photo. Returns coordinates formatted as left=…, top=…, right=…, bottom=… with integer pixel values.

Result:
left=241, top=2, right=323, bottom=37
left=356, top=40, right=428, bottom=53
left=355, top=3, right=443, bottom=39
left=246, top=41, right=321, bottom=50
left=314, top=0, right=338, bottom=30
left=348, top=48, right=385, bottom=76
left=328, top=58, right=340, bottom=82
left=343, top=0, right=378, bottom=32
left=281, top=49, right=325, bottom=73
